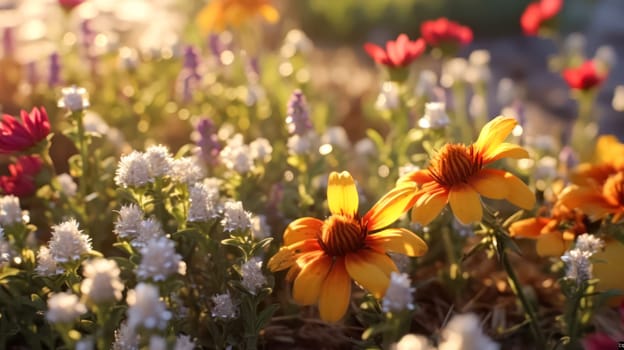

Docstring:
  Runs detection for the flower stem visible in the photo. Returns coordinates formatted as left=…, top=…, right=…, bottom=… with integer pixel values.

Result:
left=73, top=111, right=89, bottom=201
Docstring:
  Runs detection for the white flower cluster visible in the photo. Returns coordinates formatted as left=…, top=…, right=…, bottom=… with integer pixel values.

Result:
left=221, top=201, right=252, bottom=232
left=393, top=313, right=499, bottom=350
left=188, top=182, right=220, bottom=222
left=211, top=293, right=238, bottom=319
left=46, top=292, right=87, bottom=324
left=219, top=134, right=273, bottom=174
left=58, top=85, right=90, bottom=112
left=47, top=219, right=92, bottom=264
left=55, top=173, right=78, bottom=197
left=250, top=215, right=271, bottom=240
left=418, top=102, right=450, bottom=129
left=171, top=156, right=205, bottom=184
left=81, top=258, right=125, bottom=304
left=287, top=131, right=318, bottom=156
left=136, top=237, right=186, bottom=281
left=36, top=246, right=62, bottom=276
left=0, top=195, right=24, bottom=226
left=126, top=283, right=172, bottom=333
left=382, top=272, right=415, bottom=313
left=561, top=234, right=605, bottom=285
left=114, top=205, right=167, bottom=248
left=112, top=322, right=138, bottom=350
left=240, top=257, right=267, bottom=294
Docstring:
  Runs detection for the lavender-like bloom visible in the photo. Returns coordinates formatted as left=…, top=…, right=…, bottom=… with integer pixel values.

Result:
left=286, top=90, right=313, bottom=135
left=48, top=53, right=61, bottom=87
left=208, top=33, right=225, bottom=60
left=196, top=118, right=221, bottom=165
left=177, top=46, right=202, bottom=102
left=26, top=62, right=38, bottom=87
left=3, top=27, right=14, bottom=57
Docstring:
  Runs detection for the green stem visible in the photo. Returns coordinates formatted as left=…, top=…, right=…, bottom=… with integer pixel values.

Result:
left=73, top=111, right=89, bottom=201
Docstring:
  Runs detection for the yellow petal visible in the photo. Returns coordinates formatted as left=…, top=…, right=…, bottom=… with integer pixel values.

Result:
left=268, top=247, right=296, bottom=272
left=482, top=143, right=529, bottom=164
left=474, top=116, right=517, bottom=158
left=364, top=182, right=418, bottom=231
left=345, top=251, right=392, bottom=298
left=509, top=217, right=549, bottom=238
left=595, top=135, right=624, bottom=164
left=283, top=217, right=323, bottom=245
left=593, top=240, right=624, bottom=306
left=398, top=170, right=433, bottom=185
left=411, top=188, right=448, bottom=225
left=559, top=185, right=614, bottom=219
left=318, top=258, right=351, bottom=322
left=367, top=228, right=428, bottom=257
left=449, top=185, right=482, bottom=224
left=469, top=169, right=509, bottom=200
left=504, top=173, right=536, bottom=210
left=259, top=4, right=280, bottom=23
left=292, top=254, right=331, bottom=305
left=536, top=232, right=566, bottom=257
left=327, top=171, right=359, bottom=217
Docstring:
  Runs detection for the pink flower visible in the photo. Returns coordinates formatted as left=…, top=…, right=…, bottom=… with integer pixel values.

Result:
left=420, top=17, right=473, bottom=47
left=0, top=107, right=51, bottom=154
left=562, top=60, right=607, bottom=91
left=0, top=156, right=43, bottom=197
left=58, top=0, right=85, bottom=10
left=521, top=0, right=563, bottom=35
left=364, top=34, right=426, bottom=68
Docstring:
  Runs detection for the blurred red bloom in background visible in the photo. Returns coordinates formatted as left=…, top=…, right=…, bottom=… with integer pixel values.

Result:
left=420, top=17, right=472, bottom=47
left=364, top=34, right=426, bottom=68
left=521, top=0, right=563, bottom=35
left=0, top=156, right=43, bottom=197
left=562, top=60, right=607, bottom=91
left=0, top=107, right=50, bottom=154
left=58, top=0, right=85, bottom=11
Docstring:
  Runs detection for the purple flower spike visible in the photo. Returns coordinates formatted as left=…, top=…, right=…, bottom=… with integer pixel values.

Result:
left=286, top=89, right=313, bottom=136
left=3, top=27, right=14, bottom=57
left=48, top=53, right=61, bottom=87
left=196, top=118, right=221, bottom=166
left=183, top=45, right=200, bottom=71
left=208, top=33, right=224, bottom=60
left=26, top=62, right=38, bottom=86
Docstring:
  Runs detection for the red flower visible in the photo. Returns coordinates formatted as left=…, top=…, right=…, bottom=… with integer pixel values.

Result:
left=0, top=107, right=51, bottom=154
left=521, top=0, right=563, bottom=35
left=562, top=60, right=607, bottom=91
left=58, top=0, right=85, bottom=10
left=364, top=34, right=426, bottom=68
left=420, top=18, right=473, bottom=47
left=0, top=156, right=43, bottom=197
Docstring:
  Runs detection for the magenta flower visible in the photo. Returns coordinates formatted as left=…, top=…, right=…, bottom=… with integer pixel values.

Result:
left=0, top=107, right=51, bottom=154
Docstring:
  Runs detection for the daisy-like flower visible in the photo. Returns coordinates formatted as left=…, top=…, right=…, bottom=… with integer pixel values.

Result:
left=136, top=237, right=185, bottom=282
left=46, top=292, right=87, bottom=324
left=268, top=171, right=428, bottom=322
left=196, top=0, right=279, bottom=34
left=364, top=34, right=426, bottom=68
left=0, top=155, right=43, bottom=197
left=48, top=218, right=92, bottom=264
left=58, top=85, right=90, bottom=112
left=562, top=60, right=607, bottom=92
left=0, top=107, right=50, bottom=154
left=81, top=258, right=124, bottom=304
left=560, top=170, right=624, bottom=222
left=397, top=116, right=535, bottom=225
left=521, top=0, right=563, bottom=36
left=420, top=18, right=473, bottom=51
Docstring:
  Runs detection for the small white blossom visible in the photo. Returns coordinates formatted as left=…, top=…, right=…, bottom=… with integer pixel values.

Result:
left=46, top=292, right=87, bottom=324
left=418, top=102, right=450, bottom=129
left=115, top=151, right=152, bottom=188
left=112, top=322, right=139, bottom=350
left=375, top=81, right=400, bottom=111
left=441, top=58, right=468, bottom=87
left=81, top=258, right=124, bottom=303
left=287, top=132, right=318, bottom=155
left=382, top=272, right=415, bottom=312
left=562, top=249, right=593, bottom=283
left=171, top=157, right=205, bottom=184
left=241, top=257, right=267, bottom=294
left=393, top=334, right=433, bottom=350
left=149, top=336, right=167, bottom=350
left=134, top=218, right=166, bottom=248
left=220, top=142, right=253, bottom=174
left=48, top=219, right=92, bottom=263
left=137, top=237, right=185, bottom=281
left=114, top=204, right=145, bottom=240
left=56, top=174, right=77, bottom=197
left=126, top=283, right=172, bottom=332
left=465, top=50, right=491, bottom=85
left=175, top=335, right=196, bottom=350
left=58, top=85, right=90, bottom=111
left=36, top=246, right=63, bottom=275
left=438, top=313, right=500, bottom=350
left=575, top=234, right=604, bottom=255
left=211, top=293, right=238, bottom=319
left=249, top=138, right=273, bottom=163
left=221, top=201, right=252, bottom=232
left=144, top=145, right=174, bottom=179
left=250, top=215, right=271, bottom=240
left=188, top=182, right=220, bottom=222
left=415, top=70, right=438, bottom=98
left=0, top=195, right=22, bottom=226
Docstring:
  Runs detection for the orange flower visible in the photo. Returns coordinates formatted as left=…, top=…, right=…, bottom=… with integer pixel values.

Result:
left=196, top=0, right=279, bottom=34
left=559, top=170, right=624, bottom=222
left=509, top=202, right=586, bottom=256
left=268, top=171, right=427, bottom=322
left=397, top=116, right=535, bottom=225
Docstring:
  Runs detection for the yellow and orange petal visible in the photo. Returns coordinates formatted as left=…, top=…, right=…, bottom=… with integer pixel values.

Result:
left=474, top=116, right=529, bottom=164
left=363, top=181, right=418, bottom=231
left=366, top=228, right=428, bottom=256
left=318, top=258, right=351, bottom=322
left=327, top=171, right=359, bottom=217
left=196, top=0, right=279, bottom=34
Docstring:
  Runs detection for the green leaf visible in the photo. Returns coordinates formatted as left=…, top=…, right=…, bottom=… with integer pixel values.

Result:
left=255, top=304, right=280, bottom=330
